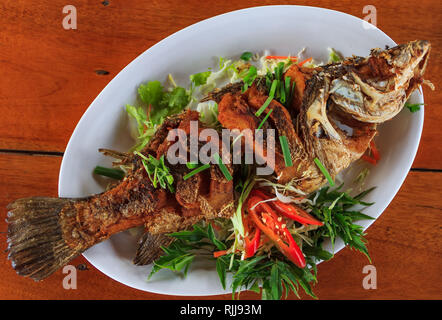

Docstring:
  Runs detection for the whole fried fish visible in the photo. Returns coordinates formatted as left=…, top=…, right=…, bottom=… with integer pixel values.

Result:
left=6, top=40, right=432, bottom=281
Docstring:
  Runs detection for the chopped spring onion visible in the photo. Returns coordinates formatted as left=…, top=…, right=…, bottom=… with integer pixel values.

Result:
left=257, top=108, right=273, bottom=130
left=186, top=162, right=199, bottom=169
left=242, top=65, right=257, bottom=92
left=279, top=136, right=293, bottom=167
left=314, top=157, right=335, bottom=186
left=255, top=79, right=277, bottom=117
left=284, top=76, right=292, bottom=106
left=279, top=78, right=286, bottom=104
left=183, top=163, right=211, bottom=180
left=135, top=151, right=175, bottom=192
left=93, top=166, right=125, bottom=180
left=213, top=153, right=232, bottom=181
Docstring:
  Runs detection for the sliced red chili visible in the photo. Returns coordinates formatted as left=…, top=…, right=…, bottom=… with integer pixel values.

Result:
left=251, top=189, right=323, bottom=226
left=247, top=195, right=306, bottom=268
left=244, top=227, right=261, bottom=259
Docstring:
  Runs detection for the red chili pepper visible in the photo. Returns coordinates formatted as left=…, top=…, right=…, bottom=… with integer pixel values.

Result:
left=361, top=154, right=377, bottom=165
left=362, top=140, right=381, bottom=165
left=265, top=55, right=298, bottom=61
left=251, top=190, right=323, bottom=226
left=247, top=195, right=306, bottom=268
left=213, top=250, right=228, bottom=258
left=244, top=227, right=261, bottom=259
left=241, top=205, right=262, bottom=259
left=370, top=140, right=380, bottom=161
left=298, top=57, right=313, bottom=66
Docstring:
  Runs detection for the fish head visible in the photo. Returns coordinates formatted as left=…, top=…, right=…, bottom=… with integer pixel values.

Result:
left=329, top=40, right=431, bottom=123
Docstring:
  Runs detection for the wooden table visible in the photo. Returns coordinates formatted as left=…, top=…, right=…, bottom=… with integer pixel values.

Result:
left=0, top=0, right=440, bottom=300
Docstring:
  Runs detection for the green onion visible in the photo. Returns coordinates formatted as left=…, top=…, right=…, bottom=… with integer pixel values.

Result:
left=257, top=109, right=273, bottom=130
left=186, top=162, right=199, bottom=169
left=279, top=136, right=293, bottom=167
left=242, top=65, right=257, bottom=92
left=279, top=78, right=286, bottom=104
left=135, top=152, right=174, bottom=192
left=93, top=166, right=125, bottom=180
left=255, top=80, right=277, bottom=117
left=314, top=157, right=335, bottom=186
left=213, top=153, right=233, bottom=181
left=183, top=163, right=211, bottom=180
left=284, top=76, right=291, bottom=106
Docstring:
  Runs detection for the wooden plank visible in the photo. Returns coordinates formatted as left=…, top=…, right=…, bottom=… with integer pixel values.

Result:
left=0, top=0, right=440, bottom=169
left=0, top=153, right=440, bottom=299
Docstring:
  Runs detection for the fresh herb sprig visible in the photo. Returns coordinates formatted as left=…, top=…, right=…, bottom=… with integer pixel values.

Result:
left=126, top=80, right=190, bottom=151
left=405, top=102, right=424, bottom=113
left=148, top=223, right=228, bottom=280
left=308, top=185, right=375, bottom=261
left=135, top=152, right=175, bottom=192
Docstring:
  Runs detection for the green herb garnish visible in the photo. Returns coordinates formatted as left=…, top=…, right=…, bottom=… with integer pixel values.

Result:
left=93, top=166, right=125, bottom=180
left=190, top=71, right=212, bottom=87
left=240, top=51, right=253, bottom=61
left=183, top=163, right=211, bottom=180
left=328, top=48, right=342, bottom=63
left=242, top=65, right=257, bottom=92
left=405, top=102, right=424, bottom=113
left=126, top=80, right=190, bottom=151
left=135, top=152, right=174, bottom=192
left=213, top=153, right=232, bottom=181
left=186, top=162, right=199, bottom=169
left=279, top=136, right=293, bottom=167
left=255, top=79, right=277, bottom=117
left=314, top=157, right=335, bottom=187
left=308, top=185, right=375, bottom=260
left=257, top=109, right=273, bottom=129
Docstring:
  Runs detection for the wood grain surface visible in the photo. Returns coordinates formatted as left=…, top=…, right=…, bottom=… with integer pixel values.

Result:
left=0, top=0, right=440, bottom=300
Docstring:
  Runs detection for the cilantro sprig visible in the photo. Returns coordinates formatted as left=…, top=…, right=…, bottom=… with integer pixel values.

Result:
left=126, top=80, right=190, bottom=151
left=405, top=102, right=424, bottom=113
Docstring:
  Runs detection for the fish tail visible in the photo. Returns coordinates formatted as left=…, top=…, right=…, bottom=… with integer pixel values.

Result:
left=6, top=197, right=82, bottom=281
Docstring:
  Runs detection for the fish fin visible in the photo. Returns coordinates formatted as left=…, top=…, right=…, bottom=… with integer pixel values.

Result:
left=133, top=232, right=173, bottom=265
left=6, top=197, right=81, bottom=281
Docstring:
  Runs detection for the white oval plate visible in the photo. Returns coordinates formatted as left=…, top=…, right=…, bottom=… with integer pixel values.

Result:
left=59, top=5, right=424, bottom=296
